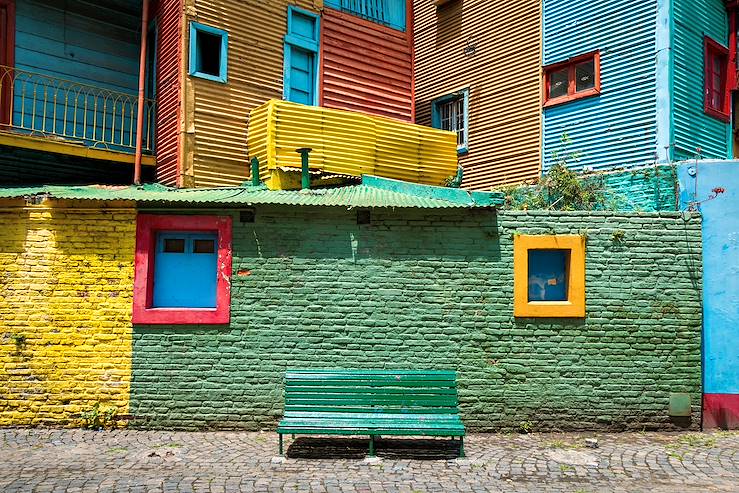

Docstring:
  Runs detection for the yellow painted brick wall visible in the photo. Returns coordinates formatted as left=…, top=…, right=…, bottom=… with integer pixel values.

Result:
left=0, top=203, right=135, bottom=426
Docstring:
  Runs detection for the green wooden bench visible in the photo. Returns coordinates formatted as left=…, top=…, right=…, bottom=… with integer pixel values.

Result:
left=277, top=370, right=466, bottom=458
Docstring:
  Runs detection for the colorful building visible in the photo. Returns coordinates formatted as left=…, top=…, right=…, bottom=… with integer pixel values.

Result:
left=412, top=0, right=543, bottom=190
left=0, top=181, right=704, bottom=431
left=542, top=0, right=733, bottom=172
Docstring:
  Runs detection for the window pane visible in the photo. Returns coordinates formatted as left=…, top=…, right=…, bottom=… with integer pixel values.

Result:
left=196, top=31, right=222, bottom=76
left=575, top=59, right=595, bottom=92
left=193, top=239, right=216, bottom=254
left=528, top=250, right=570, bottom=302
left=548, top=68, right=569, bottom=99
left=163, top=238, right=185, bottom=253
left=438, top=96, right=466, bottom=147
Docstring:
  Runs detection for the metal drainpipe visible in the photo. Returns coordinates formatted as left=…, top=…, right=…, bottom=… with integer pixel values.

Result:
left=251, top=157, right=260, bottom=186
left=296, top=148, right=312, bottom=189
left=133, top=0, right=150, bottom=185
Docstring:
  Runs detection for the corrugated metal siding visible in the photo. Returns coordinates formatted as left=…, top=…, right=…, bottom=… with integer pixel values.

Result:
left=413, top=0, right=541, bottom=190
left=248, top=100, right=458, bottom=187
left=189, top=0, right=320, bottom=188
left=542, top=1, right=658, bottom=173
left=154, top=0, right=182, bottom=186
left=321, top=7, right=413, bottom=122
left=673, top=0, right=729, bottom=161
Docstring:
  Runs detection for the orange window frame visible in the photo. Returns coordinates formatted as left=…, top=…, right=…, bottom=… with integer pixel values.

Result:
left=543, top=51, right=601, bottom=108
left=513, top=235, right=586, bottom=318
left=704, top=36, right=730, bottom=122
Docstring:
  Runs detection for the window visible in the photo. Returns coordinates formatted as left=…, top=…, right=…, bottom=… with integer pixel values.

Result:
left=543, top=51, right=600, bottom=107
left=432, top=88, right=469, bottom=154
left=189, top=22, right=228, bottom=83
left=284, top=7, right=320, bottom=105
left=704, top=36, right=730, bottom=122
left=324, top=0, right=406, bottom=31
left=513, top=235, right=585, bottom=318
left=133, top=215, right=232, bottom=325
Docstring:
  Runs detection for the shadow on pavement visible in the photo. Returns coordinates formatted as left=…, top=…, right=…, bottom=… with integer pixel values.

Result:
left=286, top=437, right=461, bottom=460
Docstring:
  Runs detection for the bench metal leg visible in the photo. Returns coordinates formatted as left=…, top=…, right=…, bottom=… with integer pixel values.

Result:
left=368, top=435, right=376, bottom=457
left=458, top=437, right=465, bottom=458
left=279, top=433, right=284, bottom=456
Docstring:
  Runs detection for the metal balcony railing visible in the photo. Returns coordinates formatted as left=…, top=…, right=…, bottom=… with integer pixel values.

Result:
left=0, top=65, right=155, bottom=154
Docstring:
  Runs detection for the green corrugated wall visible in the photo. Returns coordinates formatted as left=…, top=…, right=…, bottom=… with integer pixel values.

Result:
left=673, top=0, right=730, bottom=161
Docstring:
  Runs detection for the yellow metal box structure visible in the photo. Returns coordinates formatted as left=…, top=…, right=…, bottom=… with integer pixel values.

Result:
left=248, top=100, right=460, bottom=189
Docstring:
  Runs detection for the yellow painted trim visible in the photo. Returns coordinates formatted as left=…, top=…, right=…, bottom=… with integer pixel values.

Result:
left=0, top=133, right=156, bottom=166
left=513, top=235, right=586, bottom=318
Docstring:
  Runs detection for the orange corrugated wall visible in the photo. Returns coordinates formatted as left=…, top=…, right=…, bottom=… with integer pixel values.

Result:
left=321, top=6, right=414, bottom=122
left=154, top=0, right=182, bottom=186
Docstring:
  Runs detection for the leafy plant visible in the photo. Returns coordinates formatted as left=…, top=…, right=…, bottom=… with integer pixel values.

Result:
left=518, top=420, right=533, bottom=434
left=80, top=402, right=118, bottom=430
left=611, top=229, right=625, bottom=244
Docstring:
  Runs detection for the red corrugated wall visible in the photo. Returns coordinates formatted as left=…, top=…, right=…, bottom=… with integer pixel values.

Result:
left=154, top=0, right=182, bottom=186
left=320, top=7, right=414, bottom=122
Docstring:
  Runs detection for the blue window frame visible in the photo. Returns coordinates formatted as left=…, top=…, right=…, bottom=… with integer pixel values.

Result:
left=284, top=7, right=320, bottom=105
left=432, top=88, right=469, bottom=154
left=189, top=22, right=228, bottom=83
left=324, top=0, right=406, bottom=31
left=153, top=232, right=219, bottom=308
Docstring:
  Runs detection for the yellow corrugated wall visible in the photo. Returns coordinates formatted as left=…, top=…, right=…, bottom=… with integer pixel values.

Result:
left=248, top=100, right=459, bottom=187
left=188, top=0, right=322, bottom=188
left=413, top=0, right=542, bottom=190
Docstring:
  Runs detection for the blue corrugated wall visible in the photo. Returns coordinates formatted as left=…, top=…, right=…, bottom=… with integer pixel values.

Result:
left=15, top=0, right=141, bottom=92
left=12, top=0, right=142, bottom=151
left=673, top=0, right=729, bottom=161
left=542, top=1, right=658, bottom=173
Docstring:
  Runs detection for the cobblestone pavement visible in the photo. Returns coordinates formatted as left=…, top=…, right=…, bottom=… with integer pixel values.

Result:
left=1, top=429, right=738, bottom=493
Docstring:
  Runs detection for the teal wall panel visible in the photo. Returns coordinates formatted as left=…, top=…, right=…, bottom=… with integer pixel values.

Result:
left=673, top=0, right=729, bottom=161
left=543, top=1, right=658, bottom=173
left=14, top=0, right=141, bottom=92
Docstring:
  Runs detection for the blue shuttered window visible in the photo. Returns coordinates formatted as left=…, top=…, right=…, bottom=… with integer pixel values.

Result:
left=284, top=7, right=320, bottom=106
left=324, top=0, right=406, bottom=31
left=153, top=232, right=218, bottom=308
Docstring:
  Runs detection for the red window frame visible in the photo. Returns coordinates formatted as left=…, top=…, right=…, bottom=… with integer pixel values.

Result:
left=543, top=51, right=601, bottom=107
left=0, top=0, right=15, bottom=126
left=704, top=36, right=730, bottom=122
left=132, top=214, right=233, bottom=325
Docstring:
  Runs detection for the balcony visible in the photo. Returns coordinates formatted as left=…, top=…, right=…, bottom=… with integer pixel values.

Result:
left=0, top=65, right=156, bottom=166
left=248, top=100, right=459, bottom=190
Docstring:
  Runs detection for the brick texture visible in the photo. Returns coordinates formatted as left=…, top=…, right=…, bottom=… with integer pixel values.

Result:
left=130, top=207, right=703, bottom=432
left=0, top=204, right=135, bottom=426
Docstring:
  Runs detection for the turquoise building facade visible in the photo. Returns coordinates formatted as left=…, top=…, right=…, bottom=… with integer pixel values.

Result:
left=542, top=0, right=732, bottom=172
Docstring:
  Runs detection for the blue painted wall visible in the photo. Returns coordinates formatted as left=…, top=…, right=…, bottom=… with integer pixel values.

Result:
left=678, top=160, right=739, bottom=394
left=542, top=1, right=658, bottom=173
left=672, top=0, right=730, bottom=161
left=12, top=0, right=142, bottom=151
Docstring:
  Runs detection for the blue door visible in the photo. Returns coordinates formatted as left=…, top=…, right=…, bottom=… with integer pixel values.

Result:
left=288, top=46, right=314, bottom=105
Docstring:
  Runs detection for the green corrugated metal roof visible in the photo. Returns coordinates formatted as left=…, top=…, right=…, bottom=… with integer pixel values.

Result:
left=0, top=176, right=503, bottom=209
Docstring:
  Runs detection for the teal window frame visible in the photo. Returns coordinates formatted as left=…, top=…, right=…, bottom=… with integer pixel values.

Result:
left=188, top=22, right=228, bottom=84
left=432, top=88, right=469, bottom=155
left=283, top=6, right=320, bottom=106
left=324, top=0, right=406, bottom=32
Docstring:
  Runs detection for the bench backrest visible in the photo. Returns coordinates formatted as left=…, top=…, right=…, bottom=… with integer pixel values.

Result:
left=284, top=370, right=459, bottom=414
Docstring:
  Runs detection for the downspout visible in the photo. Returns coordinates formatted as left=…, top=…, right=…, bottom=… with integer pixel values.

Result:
left=296, top=148, right=312, bottom=189
left=134, top=0, right=151, bottom=185
left=655, top=0, right=673, bottom=163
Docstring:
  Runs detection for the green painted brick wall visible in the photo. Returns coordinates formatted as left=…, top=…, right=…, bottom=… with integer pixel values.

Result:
left=601, top=166, right=679, bottom=212
left=130, top=207, right=702, bottom=432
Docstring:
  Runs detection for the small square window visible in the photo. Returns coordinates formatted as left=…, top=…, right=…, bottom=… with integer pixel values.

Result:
left=543, top=51, right=600, bottom=107
left=704, top=36, right=730, bottom=122
left=432, top=88, right=469, bottom=154
left=189, top=22, right=228, bottom=83
left=527, top=250, right=570, bottom=302
left=514, top=235, right=585, bottom=318
left=133, top=215, right=233, bottom=325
